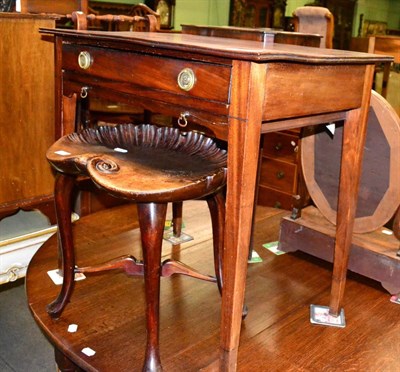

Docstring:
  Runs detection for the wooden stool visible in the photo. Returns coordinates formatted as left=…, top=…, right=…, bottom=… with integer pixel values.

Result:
left=45, top=123, right=227, bottom=371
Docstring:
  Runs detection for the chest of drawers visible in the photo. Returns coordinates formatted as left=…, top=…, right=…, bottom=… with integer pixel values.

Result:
left=257, top=130, right=300, bottom=209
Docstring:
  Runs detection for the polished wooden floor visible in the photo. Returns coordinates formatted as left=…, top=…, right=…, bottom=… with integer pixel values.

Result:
left=26, top=201, right=400, bottom=371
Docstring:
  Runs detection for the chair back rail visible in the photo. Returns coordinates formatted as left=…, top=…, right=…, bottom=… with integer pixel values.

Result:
left=293, top=6, right=334, bottom=48
left=71, top=11, right=159, bottom=32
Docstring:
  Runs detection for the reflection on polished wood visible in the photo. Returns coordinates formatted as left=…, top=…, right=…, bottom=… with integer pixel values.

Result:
left=26, top=202, right=400, bottom=371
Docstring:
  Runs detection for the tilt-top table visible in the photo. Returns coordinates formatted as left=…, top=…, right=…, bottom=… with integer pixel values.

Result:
left=35, top=29, right=391, bottom=371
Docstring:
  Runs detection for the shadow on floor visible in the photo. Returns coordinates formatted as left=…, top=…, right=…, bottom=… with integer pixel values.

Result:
left=0, top=279, right=54, bottom=372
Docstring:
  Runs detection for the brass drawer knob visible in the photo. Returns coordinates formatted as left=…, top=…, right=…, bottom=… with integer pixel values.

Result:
left=276, top=171, right=285, bottom=180
left=78, top=51, right=92, bottom=70
left=177, top=68, right=196, bottom=91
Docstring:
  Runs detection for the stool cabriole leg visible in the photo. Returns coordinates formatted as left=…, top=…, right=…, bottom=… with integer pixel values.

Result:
left=138, top=202, right=167, bottom=372
left=207, top=191, right=225, bottom=294
left=47, top=173, right=76, bottom=318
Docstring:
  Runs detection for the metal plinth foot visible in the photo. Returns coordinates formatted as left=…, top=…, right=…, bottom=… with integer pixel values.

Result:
left=163, top=231, right=193, bottom=245
left=310, top=304, right=346, bottom=328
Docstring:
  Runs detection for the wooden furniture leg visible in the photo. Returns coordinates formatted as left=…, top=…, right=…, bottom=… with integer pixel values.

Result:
left=207, top=191, right=250, bottom=318
left=47, top=173, right=76, bottom=318
left=220, top=61, right=266, bottom=371
left=290, top=128, right=310, bottom=220
left=248, top=138, right=264, bottom=261
left=138, top=202, right=167, bottom=372
left=206, top=191, right=225, bottom=294
left=172, top=201, right=183, bottom=237
left=329, top=65, right=375, bottom=316
left=381, top=61, right=391, bottom=98
left=54, top=348, right=83, bottom=372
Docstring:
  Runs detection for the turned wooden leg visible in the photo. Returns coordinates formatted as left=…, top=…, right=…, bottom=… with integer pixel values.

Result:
left=290, top=128, right=310, bottom=220
left=206, top=192, right=225, bottom=294
left=172, top=201, right=183, bottom=237
left=137, top=202, right=167, bottom=372
left=47, top=173, right=76, bottom=318
left=381, top=61, right=391, bottom=99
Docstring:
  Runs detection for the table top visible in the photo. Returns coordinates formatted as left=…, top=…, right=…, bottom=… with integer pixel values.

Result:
left=364, top=34, right=400, bottom=40
left=181, top=24, right=322, bottom=44
left=181, top=24, right=310, bottom=36
left=351, top=35, right=400, bottom=64
left=181, top=24, right=322, bottom=48
left=42, top=28, right=392, bottom=64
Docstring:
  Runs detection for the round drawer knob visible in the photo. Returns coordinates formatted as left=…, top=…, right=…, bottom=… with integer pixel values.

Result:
left=276, top=171, right=285, bottom=180
left=78, top=51, right=92, bottom=70
left=177, top=68, right=196, bottom=91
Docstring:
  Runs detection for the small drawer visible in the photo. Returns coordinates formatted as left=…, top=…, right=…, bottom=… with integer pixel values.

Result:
left=263, top=63, right=365, bottom=121
left=62, top=45, right=231, bottom=104
left=259, top=158, right=297, bottom=193
left=257, top=185, right=294, bottom=210
left=262, top=132, right=298, bottom=162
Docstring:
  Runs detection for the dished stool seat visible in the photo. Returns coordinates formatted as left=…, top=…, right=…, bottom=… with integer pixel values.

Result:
left=46, top=123, right=227, bottom=372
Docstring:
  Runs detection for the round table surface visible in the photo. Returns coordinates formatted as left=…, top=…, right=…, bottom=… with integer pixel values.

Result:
left=25, top=203, right=222, bottom=371
left=301, top=90, right=400, bottom=233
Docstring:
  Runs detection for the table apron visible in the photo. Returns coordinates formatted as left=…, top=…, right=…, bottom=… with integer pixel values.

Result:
left=263, top=63, right=367, bottom=121
left=61, top=51, right=370, bottom=141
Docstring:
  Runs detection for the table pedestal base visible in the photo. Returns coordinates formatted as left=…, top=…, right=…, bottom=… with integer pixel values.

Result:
left=279, top=206, right=400, bottom=296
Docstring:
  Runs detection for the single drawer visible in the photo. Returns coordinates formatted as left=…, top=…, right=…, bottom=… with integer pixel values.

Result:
left=257, top=185, right=294, bottom=210
left=62, top=45, right=232, bottom=104
left=263, top=63, right=365, bottom=121
left=263, top=132, right=298, bottom=162
left=259, top=158, right=297, bottom=193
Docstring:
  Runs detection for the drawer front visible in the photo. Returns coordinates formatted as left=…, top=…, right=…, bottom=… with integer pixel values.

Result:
left=263, top=63, right=365, bottom=121
left=263, top=132, right=298, bottom=162
left=259, top=158, right=297, bottom=193
left=62, top=45, right=232, bottom=104
left=257, top=185, right=294, bottom=210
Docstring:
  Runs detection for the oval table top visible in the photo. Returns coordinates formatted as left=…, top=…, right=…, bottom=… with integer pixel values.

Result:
left=301, top=90, right=400, bottom=233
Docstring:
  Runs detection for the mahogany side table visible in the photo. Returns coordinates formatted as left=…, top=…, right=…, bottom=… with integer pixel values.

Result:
left=39, top=29, right=391, bottom=371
